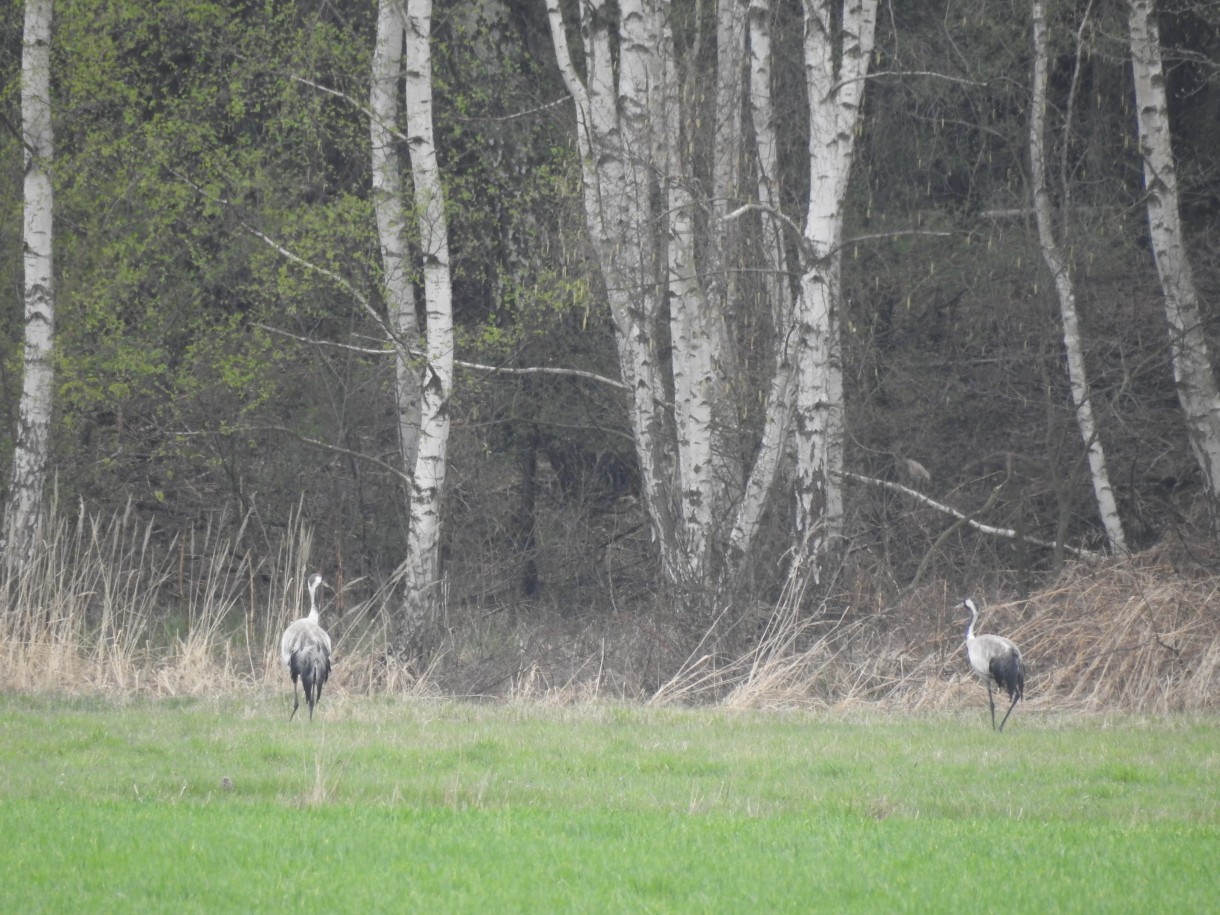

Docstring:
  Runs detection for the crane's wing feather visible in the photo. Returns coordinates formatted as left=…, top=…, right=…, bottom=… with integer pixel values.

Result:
left=988, top=650, right=1025, bottom=699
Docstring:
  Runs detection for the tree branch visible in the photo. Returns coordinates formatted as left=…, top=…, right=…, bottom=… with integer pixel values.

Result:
left=841, top=470, right=1101, bottom=559
left=254, top=323, right=630, bottom=392
left=722, top=203, right=954, bottom=265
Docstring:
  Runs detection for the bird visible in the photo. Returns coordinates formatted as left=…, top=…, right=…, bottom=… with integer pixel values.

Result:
left=280, top=572, right=332, bottom=721
left=961, top=598, right=1025, bottom=732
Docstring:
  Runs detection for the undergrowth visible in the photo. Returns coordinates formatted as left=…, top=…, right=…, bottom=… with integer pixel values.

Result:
left=2, top=506, right=1218, bottom=712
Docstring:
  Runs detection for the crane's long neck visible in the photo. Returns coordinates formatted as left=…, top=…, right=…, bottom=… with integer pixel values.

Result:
left=964, top=605, right=978, bottom=642
left=308, top=583, right=320, bottom=623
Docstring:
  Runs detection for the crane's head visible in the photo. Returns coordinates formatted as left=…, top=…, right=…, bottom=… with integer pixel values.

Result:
left=305, top=572, right=328, bottom=616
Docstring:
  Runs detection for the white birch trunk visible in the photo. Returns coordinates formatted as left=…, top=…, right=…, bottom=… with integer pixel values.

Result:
left=791, top=0, right=877, bottom=573
left=370, top=0, right=422, bottom=473
left=545, top=0, right=682, bottom=576
left=610, top=0, right=676, bottom=574
left=397, top=0, right=454, bottom=651
left=1030, top=0, right=1127, bottom=555
left=1127, top=0, right=1220, bottom=508
left=658, top=14, right=717, bottom=581
left=712, top=0, right=747, bottom=224
left=728, top=0, right=796, bottom=565
left=4, top=0, right=55, bottom=564
left=707, top=0, right=749, bottom=312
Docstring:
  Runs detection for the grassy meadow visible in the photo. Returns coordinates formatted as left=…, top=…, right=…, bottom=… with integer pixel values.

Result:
left=3, top=512, right=1219, bottom=910
left=1, top=694, right=1217, bottom=913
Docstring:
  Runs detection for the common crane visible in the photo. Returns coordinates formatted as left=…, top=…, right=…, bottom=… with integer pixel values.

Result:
left=962, top=598, right=1025, bottom=732
left=281, top=573, right=332, bottom=721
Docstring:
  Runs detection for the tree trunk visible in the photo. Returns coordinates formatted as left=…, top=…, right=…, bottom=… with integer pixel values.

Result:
left=544, top=0, right=681, bottom=578
left=1030, top=0, right=1127, bottom=555
left=705, top=0, right=748, bottom=376
left=396, top=0, right=454, bottom=655
left=791, top=0, right=877, bottom=577
left=370, top=0, right=422, bottom=475
left=728, top=0, right=796, bottom=568
left=1126, top=0, right=1220, bottom=513
left=4, top=0, right=55, bottom=565
left=659, top=9, right=720, bottom=583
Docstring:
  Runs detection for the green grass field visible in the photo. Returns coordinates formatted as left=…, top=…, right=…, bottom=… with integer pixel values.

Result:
left=1, top=694, right=1217, bottom=912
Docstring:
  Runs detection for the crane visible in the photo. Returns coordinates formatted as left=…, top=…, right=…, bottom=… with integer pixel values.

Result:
left=281, top=572, right=332, bottom=721
left=962, top=598, right=1025, bottom=732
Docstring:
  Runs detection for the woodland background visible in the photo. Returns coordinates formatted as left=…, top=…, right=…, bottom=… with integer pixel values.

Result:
left=2, top=0, right=1219, bottom=704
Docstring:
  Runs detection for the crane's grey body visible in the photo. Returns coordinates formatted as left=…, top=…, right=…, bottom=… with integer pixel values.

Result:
left=962, top=598, right=1025, bottom=732
left=281, top=573, right=332, bottom=721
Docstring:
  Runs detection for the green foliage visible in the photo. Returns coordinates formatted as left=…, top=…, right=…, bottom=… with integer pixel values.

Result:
left=1, top=698, right=1218, bottom=911
left=10, top=1, right=378, bottom=523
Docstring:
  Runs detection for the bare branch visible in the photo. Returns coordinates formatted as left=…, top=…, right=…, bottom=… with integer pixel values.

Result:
left=456, top=96, right=571, bottom=123
left=255, top=323, right=630, bottom=392
left=825, top=68, right=992, bottom=100
left=723, top=203, right=954, bottom=265
left=167, top=167, right=404, bottom=347
left=296, top=72, right=568, bottom=127
left=841, top=470, right=1101, bottom=559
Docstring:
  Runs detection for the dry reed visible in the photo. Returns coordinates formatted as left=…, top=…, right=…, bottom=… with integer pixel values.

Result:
left=3, top=505, right=1218, bottom=713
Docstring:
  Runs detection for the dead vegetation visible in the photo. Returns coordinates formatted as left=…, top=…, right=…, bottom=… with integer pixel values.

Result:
left=2, top=506, right=1218, bottom=714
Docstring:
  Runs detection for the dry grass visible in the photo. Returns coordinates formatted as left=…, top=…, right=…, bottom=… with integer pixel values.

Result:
left=698, top=548, right=1220, bottom=714
left=998, top=552, right=1220, bottom=713
left=3, top=507, right=1218, bottom=713
left=1, top=501, right=373, bottom=700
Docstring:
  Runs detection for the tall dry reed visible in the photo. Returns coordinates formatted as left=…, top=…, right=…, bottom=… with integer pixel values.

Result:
left=0, top=500, right=332, bottom=697
left=4, top=503, right=1217, bottom=713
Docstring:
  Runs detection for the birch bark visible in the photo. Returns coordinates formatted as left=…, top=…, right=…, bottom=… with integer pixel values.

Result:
left=1126, top=0, right=1220, bottom=510
left=659, top=15, right=718, bottom=581
left=370, top=0, right=422, bottom=474
left=546, top=0, right=873, bottom=587
left=728, top=0, right=796, bottom=565
left=791, top=0, right=877, bottom=574
left=544, top=0, right=680, bottom=577
left=397, top=0, right=454, bottom=652
left=1030, top=0, right=1127, bottom=555
left=707, top=0, right=749, bottom=315
left=4, top=0, right=55, bottom=565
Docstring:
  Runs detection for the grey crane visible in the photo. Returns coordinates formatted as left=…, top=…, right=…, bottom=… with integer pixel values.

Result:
left=281, top=572, right=332, bottom=721
left=962, top=598, right=1025, bottom=732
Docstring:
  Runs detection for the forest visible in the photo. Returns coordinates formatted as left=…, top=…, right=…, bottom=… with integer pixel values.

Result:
left=2, top=0, right=1218, bottom=705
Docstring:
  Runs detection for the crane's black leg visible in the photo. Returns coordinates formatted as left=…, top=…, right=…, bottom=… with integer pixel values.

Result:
left=998, top=694, right=1019, bottom=733
left=289, top=678, right=300, bottom=721
left=986, top=681, right=997, bottom=730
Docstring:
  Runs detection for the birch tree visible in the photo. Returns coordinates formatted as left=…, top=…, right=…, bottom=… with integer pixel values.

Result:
left=1126, top=0, right=1220, bottom=511
left=371, top=0, right=422, bottom=476
left=1029, top=0, right=1127, bottom=555
left=660, top=25, right=720, bottom=582
left=369, top=0, right=454, bottom=652
left=4, top=0, right=55, bottom=565
left=544, top=0, right=880, bottom=589
left=395, top=0, right=454, bottom=651
left=544, top=0, right=689, bottom=583
left=727, top=0, right=795, bottom=565
left=790, top=0, right=878, bottom=573
left=706, top=0, right=750, bottom=329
